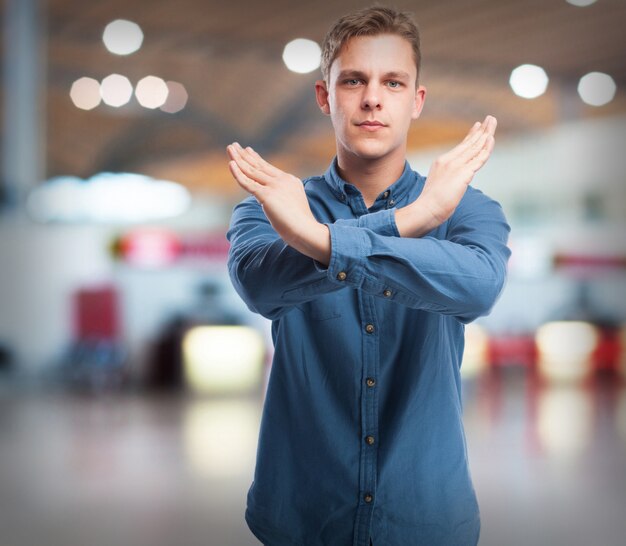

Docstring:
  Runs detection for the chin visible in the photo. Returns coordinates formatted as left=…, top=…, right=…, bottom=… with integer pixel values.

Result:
left=350, top=143, right=394, bottom=161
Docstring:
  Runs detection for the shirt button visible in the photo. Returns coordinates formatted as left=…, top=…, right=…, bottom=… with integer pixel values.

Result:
left=337, top=271, right=347, bottom=281
left=365, top=435, right=375, bottom=445
left=366, top=377, right=376, bottom=387
left=365, top=324, right=375, bottom=334
left=340, top=194, right=346, bottom=201
left=364, top=493, right=373, bottom=503
left=388, top=199, right=395, bottom=207
left=382, top=190, right=390, bottom=199
left=383, top=289, right=392, bottom=298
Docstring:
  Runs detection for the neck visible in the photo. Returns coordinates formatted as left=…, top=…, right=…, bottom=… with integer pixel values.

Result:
left=336, top=151, right=406, bottom=208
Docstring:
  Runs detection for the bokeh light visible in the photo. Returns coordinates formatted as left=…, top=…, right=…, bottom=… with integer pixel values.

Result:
left=461, top=323, right=489, bottom=378
left=509, top=64, right=549, bottom=99
left=135, top=75, right=169, bottom=109
left=69, top=77, right=101, bottom=110
left=160, top=81, right=189, bottom=113
left=26, top=173, right=191, bottom=223
left=535, top=321, right=599, bottom=382
left=578, top=72, right=617, bottom=107
left=102, top=19, right=144, bottom=55
left=566, top=0, right=597, bottom=6
left=537, top=387, right=593, bottom=456
left=282, top=38, right=322, bottom=74
left=183, top=400, right=259, bottom=478
left=182, top=326, right=265, bottom=394
left=100, top=74, right=133, bottom=107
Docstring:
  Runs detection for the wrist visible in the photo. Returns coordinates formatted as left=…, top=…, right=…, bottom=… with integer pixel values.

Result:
left=289, top=220, right=331, bottom=266
left=395, top=199, right=441, bottom=238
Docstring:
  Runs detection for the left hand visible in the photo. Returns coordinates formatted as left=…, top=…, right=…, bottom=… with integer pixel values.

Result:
left=226, top=143, right=322, bottom=250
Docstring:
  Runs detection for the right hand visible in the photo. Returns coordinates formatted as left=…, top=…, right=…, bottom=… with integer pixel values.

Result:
left=416, top=115, right=497, bottom=226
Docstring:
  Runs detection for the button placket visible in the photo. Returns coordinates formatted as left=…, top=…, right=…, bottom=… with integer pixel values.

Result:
left=355, top=293, right=379, bottom=544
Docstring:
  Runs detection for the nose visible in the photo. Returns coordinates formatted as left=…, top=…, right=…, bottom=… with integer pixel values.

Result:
left=361, top=83, right=382, bottom=110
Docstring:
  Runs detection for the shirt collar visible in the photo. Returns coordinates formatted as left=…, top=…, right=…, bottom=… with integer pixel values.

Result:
left=324, top=157, right=416, bottom=212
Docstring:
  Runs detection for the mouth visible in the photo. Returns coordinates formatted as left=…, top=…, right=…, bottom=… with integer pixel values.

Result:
left=356, top=120, right=386, bottom=131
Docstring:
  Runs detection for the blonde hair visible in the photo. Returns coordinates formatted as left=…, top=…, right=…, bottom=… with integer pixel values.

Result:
left=320, top=6, right=422, bottom=85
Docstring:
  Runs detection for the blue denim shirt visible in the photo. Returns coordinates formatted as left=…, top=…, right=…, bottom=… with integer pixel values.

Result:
left=226, top=159, right=511, bottom=546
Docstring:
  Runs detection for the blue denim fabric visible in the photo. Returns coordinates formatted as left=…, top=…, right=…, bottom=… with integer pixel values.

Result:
left=227, top=159, right=511, bottom=546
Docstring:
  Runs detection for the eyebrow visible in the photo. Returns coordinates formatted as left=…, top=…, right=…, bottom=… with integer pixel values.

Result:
left=337, top=70, right=411, bottom=81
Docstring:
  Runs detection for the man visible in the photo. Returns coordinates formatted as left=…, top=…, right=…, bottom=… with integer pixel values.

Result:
left=226, top=6, right=510, bottom=546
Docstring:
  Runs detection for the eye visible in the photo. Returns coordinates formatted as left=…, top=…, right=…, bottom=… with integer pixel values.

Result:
left=343, top=79, right=362, bottom=86
left=387, top=80, right=402, bottom=88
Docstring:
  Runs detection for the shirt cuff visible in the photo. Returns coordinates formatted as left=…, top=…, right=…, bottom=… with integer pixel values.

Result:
left=322, top=222, right=370, bottom=288
left=356, top=208, right=400, bottom=237
left=313, top=209, right=400, bottom=278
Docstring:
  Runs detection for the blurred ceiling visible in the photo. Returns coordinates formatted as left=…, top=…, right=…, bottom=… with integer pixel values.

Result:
left=13, top=0, right=626, bottom=196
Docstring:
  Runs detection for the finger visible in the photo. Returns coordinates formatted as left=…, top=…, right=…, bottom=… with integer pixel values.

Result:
left=465, top=115, right=498, bottom=146
left=233, top=144, right=278, bottom=181
left=238, top=144, right=283, bottom=180
left=228, top=143, right=257, bottom=169
left=455, top=119, right=496, bottom=164
left=461, top=115, right=491, bottom=143
left=226, top=143, right=239, bottom=161
left=460, top=121, right=482, bottom=144
left=444, top=132, right=486, bottom=167
left=467, top=135, right=495, bottom=172
left=229, top=145, right=275, bottom=185
left=439, top=115, right=496, bottom=165
left=228, top=160, right=265, bottom=196
left=444, top=117, right=490, bottom=161
left=486, top=115, right=497, bottom=137
left=233, top=143, right=262, bottom=168
left=463, top=116, right=492, bottom=147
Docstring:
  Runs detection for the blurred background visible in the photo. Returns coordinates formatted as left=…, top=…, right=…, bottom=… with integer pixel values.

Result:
left=1, top=0, right=626, bottom=545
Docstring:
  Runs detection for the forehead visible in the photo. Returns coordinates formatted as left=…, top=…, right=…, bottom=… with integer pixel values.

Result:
left=330, top=34, right=417, bottom=81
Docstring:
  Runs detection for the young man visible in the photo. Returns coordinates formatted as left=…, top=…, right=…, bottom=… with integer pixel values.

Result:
left=226, top=6, right=510, bottom=546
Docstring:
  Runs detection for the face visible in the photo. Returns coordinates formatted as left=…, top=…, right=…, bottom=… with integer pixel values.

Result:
left=315, top=34, right=426, bottom=165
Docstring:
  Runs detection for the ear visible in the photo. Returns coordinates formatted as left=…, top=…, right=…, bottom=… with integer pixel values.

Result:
left=411, top=85, right=427, bottom=120
left=315, top=80, right=331, bottom=115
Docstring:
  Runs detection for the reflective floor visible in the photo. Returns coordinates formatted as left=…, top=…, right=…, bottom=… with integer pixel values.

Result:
left=1, top=369, right=625, bottom=546
left=464, top=369, right=626, bottom=546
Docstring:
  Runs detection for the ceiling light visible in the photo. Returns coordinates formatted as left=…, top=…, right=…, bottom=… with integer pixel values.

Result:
left=135, top=75, right=169, bottom=109
left=509, top=64, right=549, bottom=99
left=578, top=72, right=617, bottom=107
left=566, top=0, right=597, bottom=6
left=100, top=74, right=133, bottom=107
left=102, top=19, right=144, bottom=55
left=70, top=77, right=101, bottom=110
left=282, top=38, right=321, bottom=74
left=160, top=81, right=189, bottom=113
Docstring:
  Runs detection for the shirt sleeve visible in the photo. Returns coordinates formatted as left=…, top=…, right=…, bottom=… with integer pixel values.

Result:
left=227, top=196, right=383, bottom=320
left=321, top=188, right=511, bottom=323
left=227, top=189, right=511, bottom=323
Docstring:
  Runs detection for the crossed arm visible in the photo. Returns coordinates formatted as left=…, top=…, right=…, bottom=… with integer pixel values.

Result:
left=225, top=116, right=509, bottom=322
left=226, top=115, right=497, bottom=266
